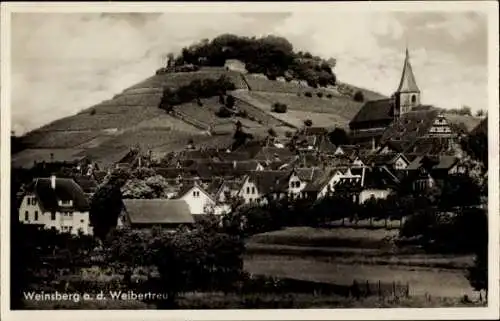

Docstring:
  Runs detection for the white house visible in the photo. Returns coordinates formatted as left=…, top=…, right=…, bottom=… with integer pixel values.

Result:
left=18, top=176, right=92, bottom=235
left=176, top=181, right=223, bottom=215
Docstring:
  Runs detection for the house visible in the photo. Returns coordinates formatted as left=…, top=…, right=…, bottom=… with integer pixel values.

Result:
left=301, top=168, right=347, bottom=199
left=18, top=175, right=92, bottom=235
left=358, top=166, right=399, bottom=204
left=286, top=167, right=325, bottom=198
left=238, top=170, right=289, bottom=204
left=404, top=156, right=439, bottom=192
left=224, top=59, right=247, bottom=74
left=334, top=145, right=359, bottom=159
left=379, top=108, right=458, bottom=155
left=175, top=181, right=222, bottom=215
left=360, top=153, right=411, bottom=171
left=215, top=180, right=244, bottom=203
left=349, top=47, right=422, bottom=147
left=404, top=155, right=465, bottom=191
left=253, top=147, right=295, bottom=163
left=118, top=199, right=194, bottom=230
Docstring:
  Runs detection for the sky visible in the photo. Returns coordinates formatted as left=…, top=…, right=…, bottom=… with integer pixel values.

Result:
left=10, top=10, right=490, bottom=135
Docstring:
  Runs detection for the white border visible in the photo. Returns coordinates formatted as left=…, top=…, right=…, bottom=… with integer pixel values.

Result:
left=1, top=2, right=499, bottom=320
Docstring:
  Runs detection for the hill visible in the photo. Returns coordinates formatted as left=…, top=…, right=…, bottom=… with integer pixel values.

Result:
left=13, top=65, right=375, bottom=168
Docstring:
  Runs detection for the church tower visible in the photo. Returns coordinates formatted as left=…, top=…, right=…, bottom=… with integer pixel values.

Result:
left=393, top=47, right=421, bottom=118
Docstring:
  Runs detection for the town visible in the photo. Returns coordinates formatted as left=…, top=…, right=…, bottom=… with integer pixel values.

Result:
left=10, top=41, right=488, bottom=309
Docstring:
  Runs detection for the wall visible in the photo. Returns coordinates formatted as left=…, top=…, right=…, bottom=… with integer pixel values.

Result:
left=180, top=186, right=216, bottom=215
left=238, top=177, right=261, bottom=204
left=287, top=173, right=306, bottom=197
left=318, top=172, right=344, bottom=199
left=18, top=194, right=91, bottom=235
left=394, top=157, right=408, bottom=170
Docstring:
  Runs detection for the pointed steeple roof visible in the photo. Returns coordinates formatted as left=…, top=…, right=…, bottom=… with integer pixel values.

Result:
left=396, top=48, right=420, bottom=93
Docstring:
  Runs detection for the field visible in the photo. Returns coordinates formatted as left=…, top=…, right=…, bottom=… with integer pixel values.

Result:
left=244, top=227, right=477, bottom=300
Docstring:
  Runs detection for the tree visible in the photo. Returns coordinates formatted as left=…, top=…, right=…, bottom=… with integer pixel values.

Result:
left=225, top=95, right=235, bottom=109
left=328, top=128, right=349, bottom=146
left=272, top=103, right=287, bottom=113
left=217, top=107, right=232, bottom=118
left=151, top=229, right=245, bottom=307
left=353, top=90, right=365, bottom=102
left=218, top=94, right=225, bottom=105
left=90, top=170, right=129, bottom=240
left=439, top=174, right=482, bottom=209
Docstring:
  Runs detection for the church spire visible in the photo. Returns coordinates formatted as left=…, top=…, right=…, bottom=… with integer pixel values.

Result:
left=396, top=47, right=420, bottom=93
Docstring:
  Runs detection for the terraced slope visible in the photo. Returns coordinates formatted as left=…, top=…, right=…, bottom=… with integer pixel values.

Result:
left=13, top=66, right=385, bottom=168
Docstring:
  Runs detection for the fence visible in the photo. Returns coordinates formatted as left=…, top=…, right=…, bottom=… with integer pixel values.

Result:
left=350, top=279, right=410, bottom=300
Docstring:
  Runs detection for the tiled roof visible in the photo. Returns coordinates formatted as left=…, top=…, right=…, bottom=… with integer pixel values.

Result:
left=363, top=166, right=399, bottom=189
left=31, top=177, right=90, bottom=212
left=154, top=167, right=184, bottom=179
left=349, top=98, right=394, bottom=128
left=302, top=127, right=329, bottom=136
left=253, top=147, right=295, bottom=162
left=433, top=156, right=459, bottom=170
left=73, top=176, right=98, bottom=194
left=380, top=108, right=439, bottom=145
left=123, top=199, right=194, bottom=225
left=247, top=170, right=290, bottom=194
left=471, top=117, right=487, bottom=136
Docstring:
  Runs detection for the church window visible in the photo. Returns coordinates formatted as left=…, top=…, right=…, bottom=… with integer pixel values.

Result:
left=411, top=95, right=416, bottom=103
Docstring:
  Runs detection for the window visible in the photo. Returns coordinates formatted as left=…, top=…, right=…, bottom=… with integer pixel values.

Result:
left=251, top=187, right=255, bottom=194
left=34, top=211, right=39, bottom=221
left=193, top=191, right=200, bottom=197
left=27, top=198, right=30, bottom=206
left=246, top=187, right=250, bottom=194
left=51, top=212, right=56, bottom=221
left=80, top=219, right=85, bottom=223
left=24, top=211, right=29, bottom=221
left=32, top=198, right=37, bottom=206
left=59, top=199, right=73, bottom=206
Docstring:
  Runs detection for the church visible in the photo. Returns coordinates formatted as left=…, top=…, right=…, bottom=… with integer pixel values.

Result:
left=349, top=48, right=458, bottom=155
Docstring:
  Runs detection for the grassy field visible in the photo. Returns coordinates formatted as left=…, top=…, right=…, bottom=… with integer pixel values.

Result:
left=244, top=227, right=476, bottom=300
left=244, top=255, right=475, bottom=298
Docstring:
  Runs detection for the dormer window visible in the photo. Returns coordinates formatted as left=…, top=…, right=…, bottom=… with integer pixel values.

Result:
left=58, top=199, right=73, bottom=207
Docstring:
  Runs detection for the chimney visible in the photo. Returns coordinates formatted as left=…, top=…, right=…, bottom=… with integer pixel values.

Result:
left=50, top=175, right=56, bottom=190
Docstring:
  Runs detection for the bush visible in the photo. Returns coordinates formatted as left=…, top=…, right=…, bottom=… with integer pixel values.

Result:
left=304, top=92, right=313, bottom=98
left=217, top=107, right=232, bottom=118
left=236, top=110, right=248, bottom=118
left=226, top=95, right=236, bottom=109
left=272, top=103, right=287, bottom=113
left=353, top=90, right=364, bottom=102
left=316, top=92, right=323, bottom=98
